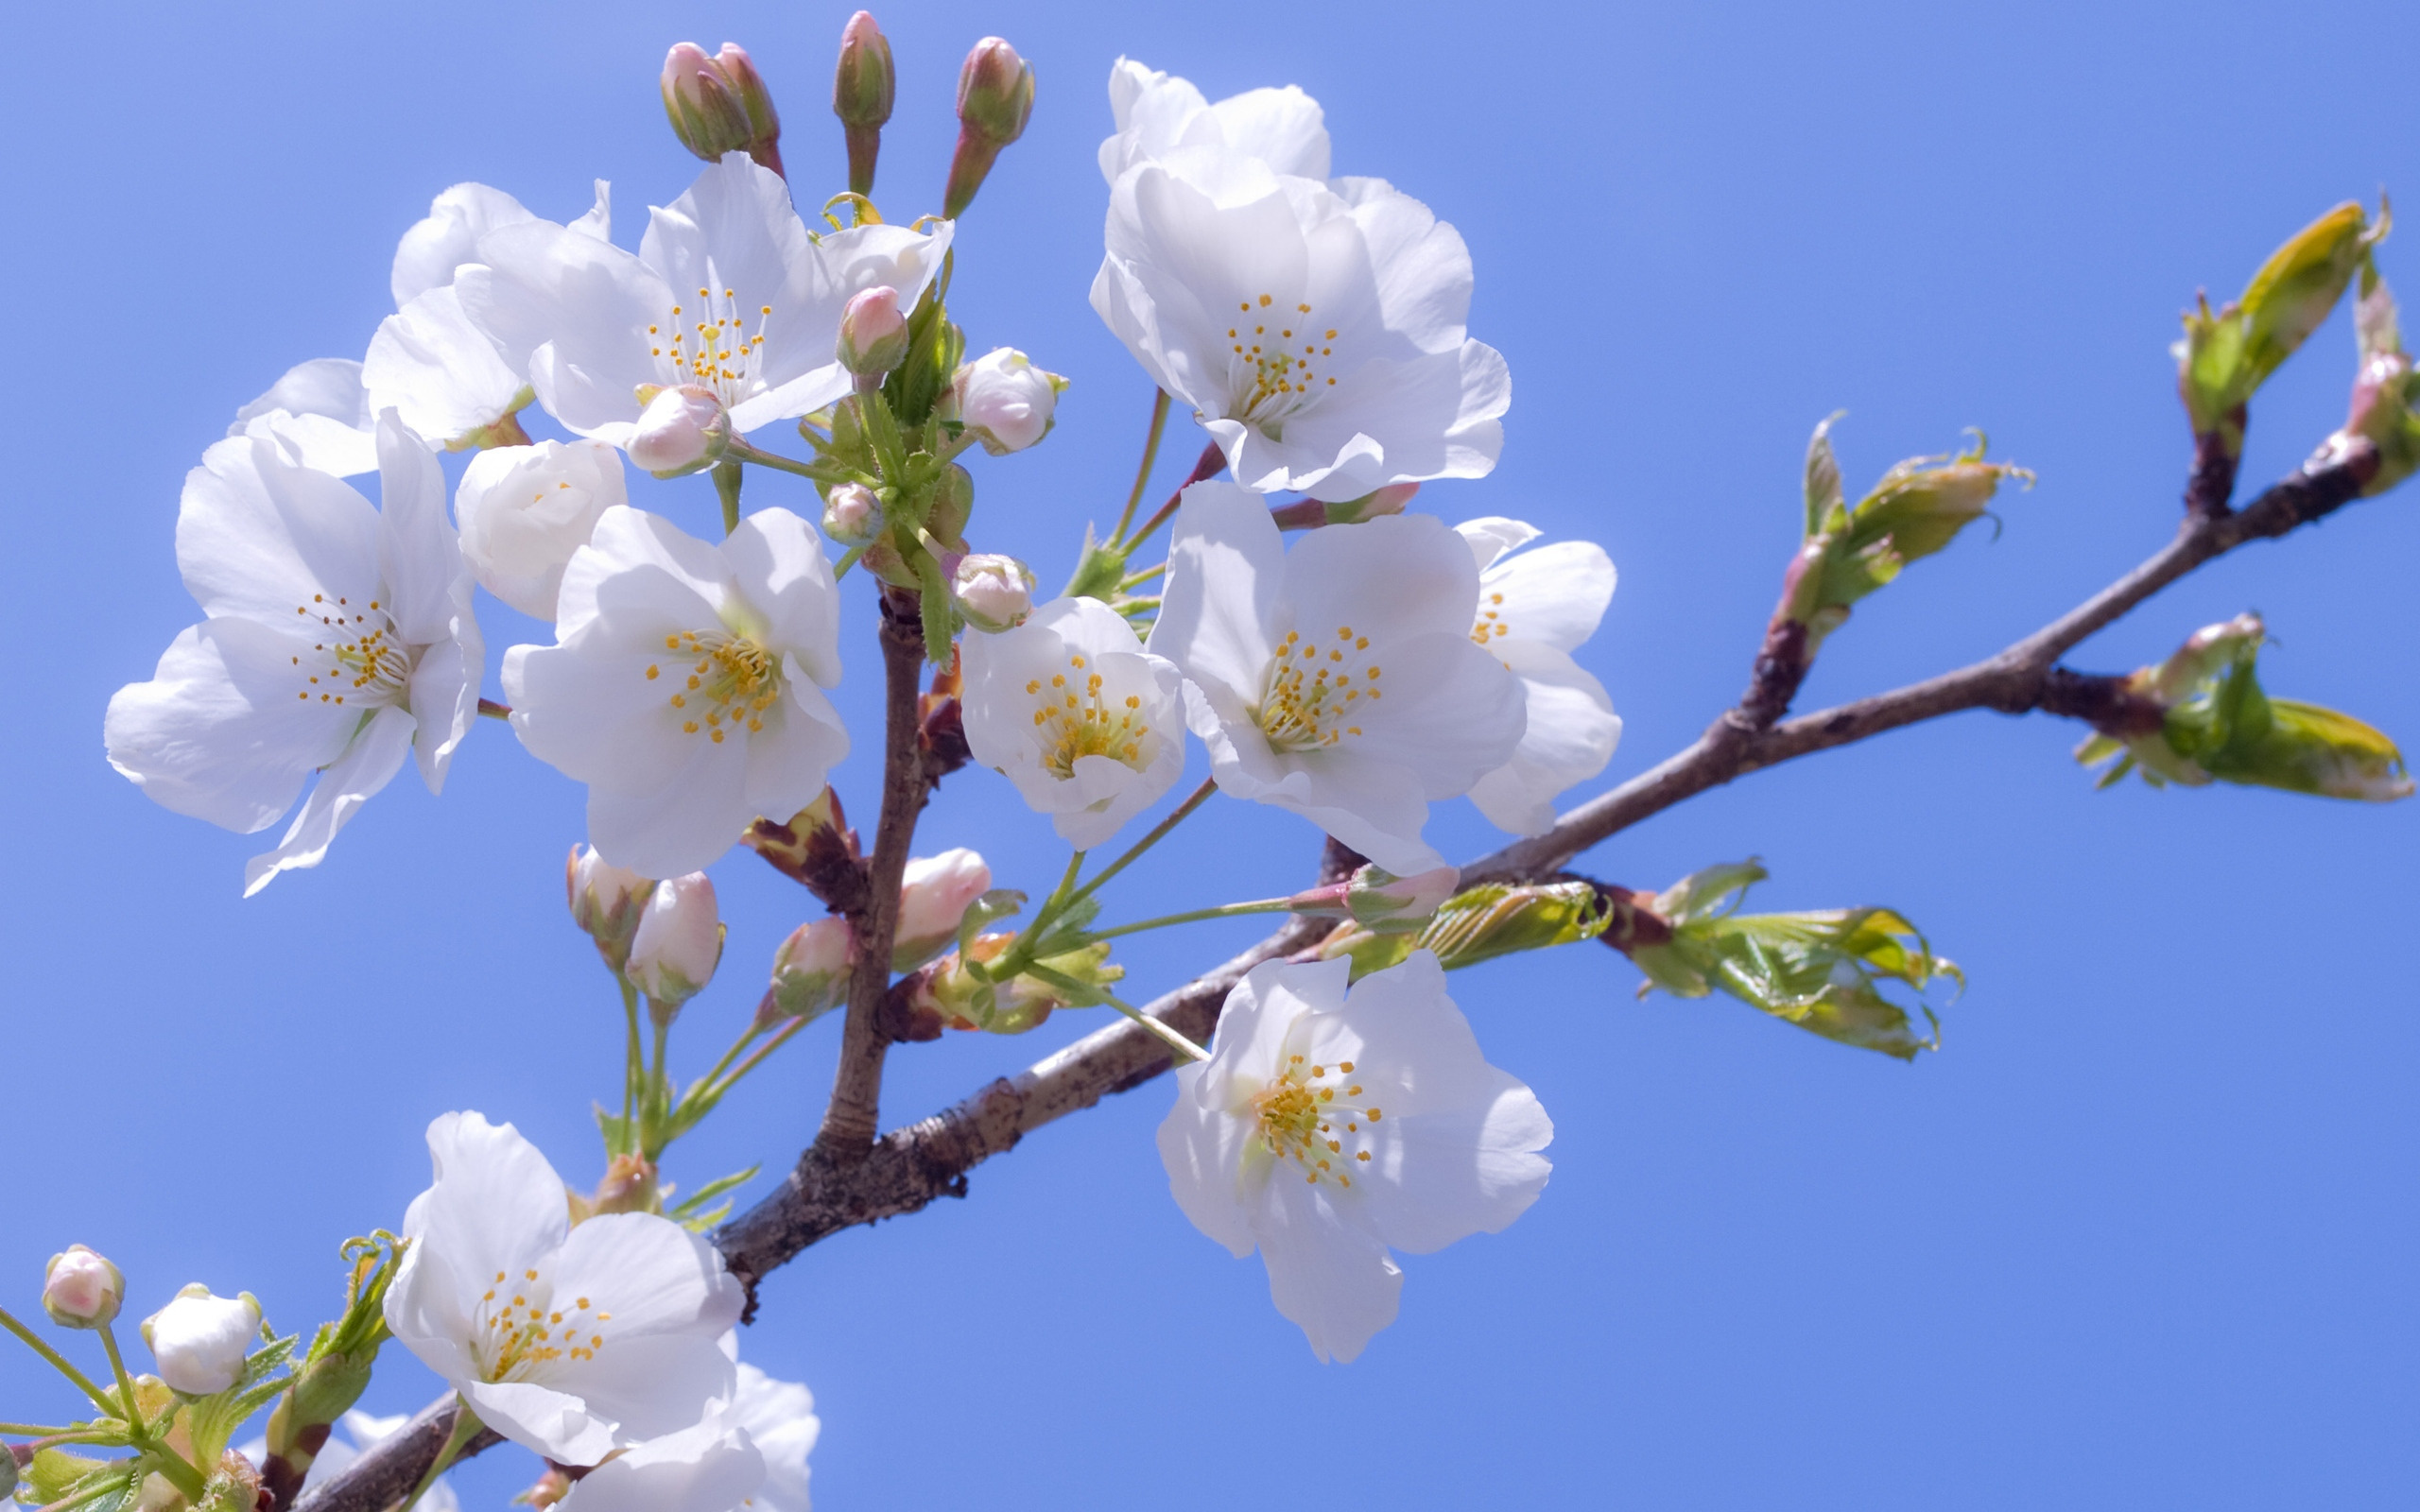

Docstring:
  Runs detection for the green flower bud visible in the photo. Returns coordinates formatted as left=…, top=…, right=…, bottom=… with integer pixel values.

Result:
left=943, top=38, right=1036, bottom=218
left=1286, top=864, right=1460, bottom=933
left=832, top=11, right=895, bottom=197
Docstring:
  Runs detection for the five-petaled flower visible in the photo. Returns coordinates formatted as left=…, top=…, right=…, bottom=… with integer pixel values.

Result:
left=1456, top=516, right=1623, bottom=834
left=458, top=154, right=950, bottom=455
left=962, top=594, right=1187, bottom=850
left=383, top=1111, right=746, bottom=1466
left=1157, top=951, right=1552, bottom=1363
left=1092, top=71, right=1509, bottom=504
left=1148, top=481, right=1525, bottom=874
left=105, top=413, right=481, bottom=895
left=502, top=505, right=849, bottom=878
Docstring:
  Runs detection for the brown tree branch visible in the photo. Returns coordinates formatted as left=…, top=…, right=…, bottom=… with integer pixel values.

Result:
left=289, top=438, right=2382, bottom=1512
left=815, top=587, right=931, bottom=1157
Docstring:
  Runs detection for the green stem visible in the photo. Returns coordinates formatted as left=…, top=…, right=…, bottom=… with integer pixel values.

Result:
left=1068, top=778, right=1218, bottom=908
left=95, top=1325, right=141, bottom=1421
left=724, top=438, right=823, bottom=480
left=400, top=1400, right=482, bottom=1512
left=990, top=850, right=1086, bottom=982
left=650, top=1018, right=671, bottom=1090
left=1111, top=389, right=1172, bottom=542
left=680, top=1021, right=763, bottom=1117
left=713, top=459, right=745, bottom=536
left=830, top=541, right=869, bottom=581
left=1078, top=898, right=1294, bottom=944
left=0, top=1422, right=78, bottom=1437
left=0, top=1307, right=120, bottom=1418
left=35, top=1477, right=139, bottom=1512
left=1024, top=966, right=1208, bottom=1062
left=707, top=1013, right=811, bottom=1100
left=619, top=980, right=643, bottom=1151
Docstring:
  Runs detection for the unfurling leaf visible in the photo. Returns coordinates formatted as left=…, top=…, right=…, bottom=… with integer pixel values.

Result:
left=2174, top=198, right=2390, bottom=441
left=1313, top=880, right=1611, bottom=978
left=1625, top=861, right=1962, bottom=1060
left=2077, top=613, right=2413, bottom=801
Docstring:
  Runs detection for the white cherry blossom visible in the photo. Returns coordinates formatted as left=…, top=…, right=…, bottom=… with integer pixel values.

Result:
left=458, top=154, right=950, bottom=453
left=728, top=1362, right=818, bottom=1512
left=105, top=414, right=481, bottom=896
left=235, top=184, right=610, bottom=471
left=142, top=1286, right=260, bottom=1396
left=1147, top=482, right=1524, bottom=874
left=502, top=506, right=848, bottom=878
left=1455, top=517, right=1622, bottom=833
left=555, top=1411, right=764, bottom=1512
left=1158, top=951, right=1552, bottom=1364
left=383, top=1111, right=745, bottom=1467
left=455, top=439, right=627, bottom=621
left=1098, top=58, right=1330, bottom=184
left=1092, top=148, right=1508, bottom=503
left=962, top=595, right=1186, bottom=849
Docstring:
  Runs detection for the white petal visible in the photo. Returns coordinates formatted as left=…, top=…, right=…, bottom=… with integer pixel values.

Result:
left=458, top=1379, right=619, bottom=1468
left=454, top=440, right=627, bottom=621
left=392, top=182, right=539, bottom=306
left=363, top=285, right=527, bottom=448
left=1146, top=481, right=1283, bottom=706
left=722, top=509, right=841, bottom=686
left=729, top=1364, right=817, bottom=1512
left=1344, top=630, right=1528, bottom=799
left=232, top=358, right=376, bottom=477
left=178, top=436, right=383, bottom=626
left=104, top=617, right=355, bottom=833
left=458, top=224, right=666, bottom=437
left=1252, top=1177, right=1402, bottom=1365
left=543, top=1214, right=744, bottom=1441
left=1481, top=539, right=1616, bottom=653
left=1454, top=516, right=1541, bottom=574
left=1469, top=641, right=1620, bottom=835
left=242, top=702, right=416, bottom=895
left=556, top=1413, right=763, bottom=1512
left=1279, top=511, right=1478, bottom=655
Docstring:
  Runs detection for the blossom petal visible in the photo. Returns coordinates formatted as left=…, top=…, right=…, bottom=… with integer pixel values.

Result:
left=104, top=617, right=355, bottom=833
left=730, top=1364, right=817, bottom=1512
left=1482, top=539, right=1616, bottom=654
left=555, top=1412, right=763, bottom=1512
left=722, top=508, right=841, bottom=686
left=363, top=285, right=527, bottom=448
left=544, top=1215, right=744, bottom=1441
left=583, top=736, right=757, bottom=877
left=1469, top=640, right=1619, bottom=834
left=232, top=358, right=377, bottom=477
left=178, top=436, right=383, bottom=626
left=1253, top=1178, right=1402, bottom=1364
left=458, top=1380, right=619, bottom=1468
left=1279, top=510, right=1478, bottom=654
left=1344, top=630, right=1529, bottom=799
left=242, top=702, right=416, bottom=893
left=392, top=182, right=541, bottom=306
left=458, top=224, right=666, bottom=438
left=1147, top=481, right=1282, bottom=706
left=1453, top=515, right=1541, bottom=574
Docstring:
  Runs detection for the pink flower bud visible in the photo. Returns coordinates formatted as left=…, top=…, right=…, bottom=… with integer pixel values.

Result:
left=567, top=845, right=650, bottom=972
left=893, top=849, right=992, bottom=971
left=832, top=12, right=895, bottom=197
left=627, top=873, right=725, bottom=1014
left=1287, top=864, right=1461, bottom=931
left=944, top=348, right=1064, bottom=455
left=822, top=481, right=882, bottom=544
left=662, top=42, right=783, bottom=174
left=955, top=38, right=1034, bottom=146
left=143, top=1285, right=260, bottom=1396
left=43, top=1246, right=124, bottom=1329
left=952, top=553, right=1035, bottom=632
left=627, top=385, right=731, bottom=476
left=835, top=285, right=909, bottom=382
left=764, top=916, right=856, bottom=1025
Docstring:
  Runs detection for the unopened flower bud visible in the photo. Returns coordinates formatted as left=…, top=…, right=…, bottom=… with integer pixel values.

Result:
left=628, top=385, right=731, bottom=477
left=918, top=933, right=1116, bottom=1036
left=765, top=917, right=856, bottom=1026
left=893, top=849, right=992, bottom=971
left=942, top=348, right=1065, bottom=455
left=143, top=1286, right=261, bottom=1397
left=626, top=873, right=725, bottom=1015
left=567, top=845, right=650, bottom=973
left=589, top=1153, right=660, bottom=1217
left=822, top=481, right=882, bottom=544
left=835, top=286, right=909, bottom=383
left=43, top=1246, right=124, bottom=1330
left=952, top=553, right=1035, bottom=632
left=832, top=11, right=895, bottom=197
left=663, top=43, right=784, bottom=175
left=0, top=1446, right=16, bottom=1500
left=943, top=38, right=1035, bottom=218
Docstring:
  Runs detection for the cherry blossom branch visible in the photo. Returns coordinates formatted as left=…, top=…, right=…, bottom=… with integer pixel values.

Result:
left=290, top=438, right=2381, bottom=1512
left=814, top=588, right=930, bottom=1157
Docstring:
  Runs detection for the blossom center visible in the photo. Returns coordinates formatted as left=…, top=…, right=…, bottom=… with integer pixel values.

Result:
left=649, top=283, right=772, bottom=408
left=1024, top=652, right=1153, bottom=777
left=1222, top=292, right=1339, bottom=437
left=647, top=627, right=783, bottom=744
left=1251, top=1053, right=1383, bottom=1189
left=289, top=593, right=410, bottom=710
left=468, top=1266, right=615, bottom=1382
left=1253, top=625, right=1382, bottom=753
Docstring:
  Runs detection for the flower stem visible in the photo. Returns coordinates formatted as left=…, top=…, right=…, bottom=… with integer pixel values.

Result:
left=989, top=850, right=1085, bottom=980
left=398, top=1400, right=482, bottom=1512
left=707, top=1013, right=810, bottom=1101
left=724, top=438, right=823, bottom=480
left=713, top=459, right=745, bottom=537
left=1111, top=389, right=1172, bottom=542
left=95, top=1325, right=142, bottom=1422
left=830, top=542, right=868, bottom=581
left=1123, top=438, right=1228, bottom=552
left=475, top=697, right=512, bottom=721
left=1024, top=965, right=1208, bottom=1062
left=1076, top=898, right=1295, bottom=944
left=1068, top=778, right=1217, bottom=908
left=618, top=980, right=643, bottom=1154
left=0, top=1307, right=120, bottom=1418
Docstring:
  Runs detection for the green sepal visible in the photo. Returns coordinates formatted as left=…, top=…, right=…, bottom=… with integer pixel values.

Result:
left=1063, top=524, right=1130, bottom=603
left=915, top=544, right=959, bottom=663
left=179, top=1332, right=297, bottom=1469
left=668, top=1165, right=760, bottom=1232
left=26, top=1452, right=142, bottom=1512
left=1803, top=410, right=1846, bottom=539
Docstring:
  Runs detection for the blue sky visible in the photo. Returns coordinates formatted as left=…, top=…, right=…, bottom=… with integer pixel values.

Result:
left=4, top=1, right=2416, bottom=1506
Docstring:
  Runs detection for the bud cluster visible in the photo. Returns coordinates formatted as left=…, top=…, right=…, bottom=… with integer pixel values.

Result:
left=661, top=42, right=784, bottom=175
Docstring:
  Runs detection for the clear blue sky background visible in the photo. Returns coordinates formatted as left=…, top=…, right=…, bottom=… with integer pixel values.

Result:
left=4, top=2, right=2415, bottom=1506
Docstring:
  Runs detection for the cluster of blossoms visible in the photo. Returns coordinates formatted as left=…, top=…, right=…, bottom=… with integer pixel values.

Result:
left=58, top=23, right=1647, bottom=1512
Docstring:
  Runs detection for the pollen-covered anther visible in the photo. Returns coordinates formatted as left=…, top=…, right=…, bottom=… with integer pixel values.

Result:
left=1028, top=650, right=1154, bottom=777
left=647, top=627, right=783, bottom=740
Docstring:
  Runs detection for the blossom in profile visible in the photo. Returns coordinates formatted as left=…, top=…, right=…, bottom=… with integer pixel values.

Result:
left=502, top=506, right=848, bottom=878
left=1093, top=150, right=1507, bottom=502
left=1147, top=482, right=1524, bottom=874
left=1157, top=952, right=1551, bottom=1363
left=1097, top=58, right=1330, bottom=184
left=454, top=439, right=627, bottom=620
left=383, top=1111, right=745, bottom=1466
left=105, top=414, right=481, bottom=895
left=1454, top=517, right=1622, bottom=833
left=458, top=154, right=950, bottom=454
left=961, top=595, right=1186, bottom=850
left=142, top=1286, right=261, bottom=1396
